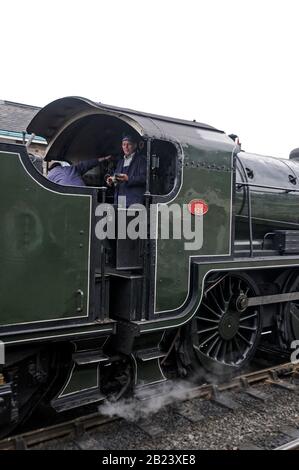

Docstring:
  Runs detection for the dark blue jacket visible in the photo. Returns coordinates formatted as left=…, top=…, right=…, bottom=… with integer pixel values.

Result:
left=114, top=154, right=147, bottom=206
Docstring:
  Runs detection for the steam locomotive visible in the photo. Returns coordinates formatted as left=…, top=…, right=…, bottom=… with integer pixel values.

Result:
left=1, top=96, right=299, bottom=436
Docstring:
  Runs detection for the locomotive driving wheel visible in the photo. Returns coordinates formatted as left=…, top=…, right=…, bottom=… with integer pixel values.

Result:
left=189, top=273, right=262, bottom=376
left=277, top=272, right=299, bottom=350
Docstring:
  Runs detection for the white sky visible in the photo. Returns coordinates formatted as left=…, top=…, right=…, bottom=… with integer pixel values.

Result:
left=1, top=0, right=299, bottom=158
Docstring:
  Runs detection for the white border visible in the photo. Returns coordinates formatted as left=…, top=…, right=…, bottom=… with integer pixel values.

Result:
left=131, top=330, right=167, bottom=387
left=57, top=336, right=110, bottom=398
left=154, top=144, right=235, bottom=314
left=3, top=326, right=113, bottom=345
left=144, top=259, right=299, bottom=333
left=0, top=150, right=92, bottom=325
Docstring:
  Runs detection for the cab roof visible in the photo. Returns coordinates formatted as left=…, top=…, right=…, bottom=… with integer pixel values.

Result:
left=27, top=96, right=224, bottom=143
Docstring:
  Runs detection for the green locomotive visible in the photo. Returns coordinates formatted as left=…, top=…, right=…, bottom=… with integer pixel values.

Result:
left=0, top=96, right=298, bottom=435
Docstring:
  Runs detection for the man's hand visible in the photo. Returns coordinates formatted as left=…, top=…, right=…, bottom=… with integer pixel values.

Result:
left=106, top=176, right=114, bottom=187
left=115, top=173, right=128, bottom=182
left=98, top=155, right=112, bottom=162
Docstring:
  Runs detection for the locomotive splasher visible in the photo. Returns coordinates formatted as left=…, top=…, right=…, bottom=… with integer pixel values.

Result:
left=0, top=96, right=299, bottom=436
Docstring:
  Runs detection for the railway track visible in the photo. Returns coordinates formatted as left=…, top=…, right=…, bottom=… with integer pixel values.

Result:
left=0, top=361, right=298, bottom=450
left=275, top=437, right=299, bottom=450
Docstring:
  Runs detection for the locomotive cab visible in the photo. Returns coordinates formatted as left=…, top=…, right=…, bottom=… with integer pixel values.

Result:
left=34, top=104, right=178, bottom=197
left=26, top=96, right=233, bottom=321
left=26, top=97, right=183, bottom=323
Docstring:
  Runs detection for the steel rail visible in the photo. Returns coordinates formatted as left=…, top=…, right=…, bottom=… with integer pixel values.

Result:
left=0, top=361, right=298, bottom=450
left=275, top=437, right=299, bottom=450
left=0, top=414, right=120, bottom=450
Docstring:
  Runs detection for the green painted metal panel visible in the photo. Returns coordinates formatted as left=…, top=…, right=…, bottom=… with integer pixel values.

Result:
left=235, top=152, right=299, bottom=238
left=60, top=366, right=98, bottom=396
left=0, top=151, right=91, bottom=325
left=155, top=134, right=233, bottom=312
left=140, top=257, right=299, bottom=332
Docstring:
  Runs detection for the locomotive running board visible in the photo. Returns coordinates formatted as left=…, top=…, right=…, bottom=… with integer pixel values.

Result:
left=247, top=291, right=299, bottom=306
left=51, top=389, right=105, bottom=413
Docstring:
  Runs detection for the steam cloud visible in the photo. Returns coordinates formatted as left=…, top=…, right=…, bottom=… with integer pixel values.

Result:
left=98, top=380, right=196, bottom=422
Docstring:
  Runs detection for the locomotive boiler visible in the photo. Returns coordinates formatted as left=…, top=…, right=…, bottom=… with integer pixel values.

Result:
left=0, top=96, right=299, bottom=436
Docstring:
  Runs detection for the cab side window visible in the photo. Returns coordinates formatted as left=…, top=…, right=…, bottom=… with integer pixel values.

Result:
left=150, top=140, right=177, bottom=196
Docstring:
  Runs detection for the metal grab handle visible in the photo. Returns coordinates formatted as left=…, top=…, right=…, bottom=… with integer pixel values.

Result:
left=76, top=289, right=84, bottom=312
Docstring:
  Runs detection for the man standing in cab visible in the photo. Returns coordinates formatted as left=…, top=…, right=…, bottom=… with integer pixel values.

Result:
left=106, top=135, right=147, bottom=207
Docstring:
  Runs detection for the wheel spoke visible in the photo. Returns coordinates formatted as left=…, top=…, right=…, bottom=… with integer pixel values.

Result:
left=290, top=307, right=299, bottom=321
left=239, top=325, right=257, bottom=332
left=228, top=340, right=234, bottom=363
left=220, top=341, right=227, bottom=362
left=198, top=331, right=218, bottom=347
left=195, top=316, right=219, bottom=324
left=218, top=282, right=226, bottom=310
left=206, top=335, right=221, bottom=355
left=197, top=326, right=218, bottom=334
left=201, top=301, right=221, bottom=318
left=239, top=312, right=257, bottom=322
left=233, top=336, right=242, bottom=355
left=228, top=276, right=233, bottom=297
left=237, top=331, right=252, bottom=346
left=209, top=291, right=224, bottom=314
left=212, top=337, right=223, bottom=360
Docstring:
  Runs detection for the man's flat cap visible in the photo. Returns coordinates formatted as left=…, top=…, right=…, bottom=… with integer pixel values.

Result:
left=122, top=134, right=137, bottom=143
